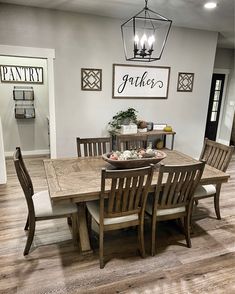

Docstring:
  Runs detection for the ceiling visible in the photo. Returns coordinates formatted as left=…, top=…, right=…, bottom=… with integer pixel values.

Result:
left=1, top=0, right=234, bottom=48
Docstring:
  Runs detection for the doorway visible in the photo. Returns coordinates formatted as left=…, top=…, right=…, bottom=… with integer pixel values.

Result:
left=0, top=56, right=49, bottom=155
left=205, top=73, right=225, bottom=140
left=0, top=45, right=56, bottom=158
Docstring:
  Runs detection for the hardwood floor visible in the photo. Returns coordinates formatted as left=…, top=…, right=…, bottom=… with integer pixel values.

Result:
left=0, top=154, right=234, bottom=294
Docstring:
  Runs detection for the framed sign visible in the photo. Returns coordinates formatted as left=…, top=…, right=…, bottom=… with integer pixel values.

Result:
left=0, top=65, right=43, bottom=84
left=112, top=64, right=170, bottom=99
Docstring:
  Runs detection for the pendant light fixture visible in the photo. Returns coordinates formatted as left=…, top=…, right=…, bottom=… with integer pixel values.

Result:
left=121, top=0, right=172, bottom=62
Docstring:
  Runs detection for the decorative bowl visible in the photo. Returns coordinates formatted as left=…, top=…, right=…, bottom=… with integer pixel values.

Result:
left=102, top=150, right=166, bottom=169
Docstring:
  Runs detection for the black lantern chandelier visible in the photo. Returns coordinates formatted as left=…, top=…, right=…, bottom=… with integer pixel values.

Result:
left=121, top=0, right=172, bottom=62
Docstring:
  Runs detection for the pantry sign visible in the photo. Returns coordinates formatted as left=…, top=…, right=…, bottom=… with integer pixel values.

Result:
left=0, top=65, right=43, bottom=84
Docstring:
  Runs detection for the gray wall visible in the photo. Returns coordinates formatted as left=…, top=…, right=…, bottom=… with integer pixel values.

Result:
left=0, top=4, right=218, bottom=158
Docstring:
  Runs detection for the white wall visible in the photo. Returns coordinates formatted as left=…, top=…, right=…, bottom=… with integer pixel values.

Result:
left=0, top=4, right=218, bottom=158
left=214, top=48, right=235, bottom=145
left=0, top=55, right=49, bottom=154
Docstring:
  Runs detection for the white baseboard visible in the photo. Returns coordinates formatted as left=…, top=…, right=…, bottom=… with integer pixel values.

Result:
left=5, top=149, right=50, bottom=158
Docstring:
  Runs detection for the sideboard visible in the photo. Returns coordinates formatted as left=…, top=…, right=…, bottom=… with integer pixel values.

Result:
left=114, top=130, right=176, bottom=150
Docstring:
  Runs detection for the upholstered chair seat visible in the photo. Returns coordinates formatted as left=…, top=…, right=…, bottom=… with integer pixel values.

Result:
left=193, top=184, right=216, bottom=199
left=87, top=200, right=138, bottom=226
left=33, top=190, right=78, bottom=218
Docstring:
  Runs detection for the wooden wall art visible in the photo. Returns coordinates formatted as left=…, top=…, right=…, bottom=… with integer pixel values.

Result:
left=177, top=72, right=194, bottom=92
left=81, top=68, right=102, bottom=91
left=112, top=64, right=170, bottom=99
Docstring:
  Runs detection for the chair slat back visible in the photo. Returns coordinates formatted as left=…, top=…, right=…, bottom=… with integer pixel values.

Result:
left=101, top=165, right=154, bottom=218
left=200, top=138, right=234, bottom=172
left=155, top=162, right=205, bottom=209
left=13, top=147, right=35, bottom=213
left=77, top=137, right=112, bottom=157
left=117, top=134, right=148, bottom=151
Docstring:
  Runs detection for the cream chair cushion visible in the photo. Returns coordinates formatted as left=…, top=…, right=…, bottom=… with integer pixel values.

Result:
left=194, top=184, right=216, bottom=198
left=33, top=190, right=77, bottom=218
left=146, top=198, right=186, bottom=216
left=86, top=200, right=138, bottom=226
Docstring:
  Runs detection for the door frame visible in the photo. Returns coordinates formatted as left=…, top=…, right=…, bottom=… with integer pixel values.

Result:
left=0, top=45, right=57, bottom=158
left=213, top=68, right=230, bottom=143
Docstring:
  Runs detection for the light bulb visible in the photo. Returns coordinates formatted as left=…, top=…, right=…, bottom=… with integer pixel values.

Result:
left=134, top=34, right=139, bottom=45
left=140, top=34, right=147, bottom=48
left=148, top=35, right=155, bottom=47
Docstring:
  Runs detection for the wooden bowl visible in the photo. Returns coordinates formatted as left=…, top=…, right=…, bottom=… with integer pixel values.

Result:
left=102, top=150, right=166, bottom=169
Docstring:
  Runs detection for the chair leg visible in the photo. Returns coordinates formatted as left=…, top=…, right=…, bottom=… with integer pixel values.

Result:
left=214, top=185, right=222, bottom=220
left=184, top=214, right=192, bottom=248
left=24, top=217, right=35, bottom=255
left=151, top=216, right=157, bottom=256
left=138, top=222, right=146, bottom=258
left=99, top=226, right=104, bottom=269
left=24, top=214, right=29, bottom=231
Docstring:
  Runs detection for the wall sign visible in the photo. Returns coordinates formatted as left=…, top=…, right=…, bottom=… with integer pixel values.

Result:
left=0, top=65, right=43, bottom=84
left=112, top=64, right=170, bottom=99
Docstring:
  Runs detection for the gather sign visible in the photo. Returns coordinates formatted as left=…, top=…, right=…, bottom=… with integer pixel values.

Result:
left=0, top=65, right=43, bottom=84
left=112, top=64, right=170, bottom=99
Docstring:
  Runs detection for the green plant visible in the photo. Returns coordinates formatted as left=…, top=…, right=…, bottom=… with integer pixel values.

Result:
left=108, top=107, right=138, bottom=135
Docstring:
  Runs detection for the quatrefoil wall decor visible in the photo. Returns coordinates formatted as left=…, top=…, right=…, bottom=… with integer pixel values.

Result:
left=177, top=72, right=194, bottom=92
left=81, top=68, right=102, bottom=91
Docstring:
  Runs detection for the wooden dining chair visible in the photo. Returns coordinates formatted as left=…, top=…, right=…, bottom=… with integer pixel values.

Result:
left=76, top=137, right=112, bottom=157
left=146, top=161, right=205, bottom=256
left=14, top=147, right=79, bottom=255
left=193, top=138, right=234, bottom=219
left=86, top=165, right=154, bottom=268
left=116, top=134, right=148, bottom=151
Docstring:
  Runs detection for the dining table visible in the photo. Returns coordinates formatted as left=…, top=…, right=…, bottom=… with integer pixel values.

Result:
left=43, top=149, right=230, bottom=254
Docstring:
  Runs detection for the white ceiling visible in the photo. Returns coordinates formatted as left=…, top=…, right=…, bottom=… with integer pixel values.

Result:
left=1, top=0, right=234, bottom=48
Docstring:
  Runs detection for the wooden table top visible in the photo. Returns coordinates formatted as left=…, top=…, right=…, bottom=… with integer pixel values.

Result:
left=44, top=150, right=230, bottom=203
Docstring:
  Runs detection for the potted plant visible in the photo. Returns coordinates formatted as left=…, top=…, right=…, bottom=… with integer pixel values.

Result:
left=108, top=107, right=138, bottom=135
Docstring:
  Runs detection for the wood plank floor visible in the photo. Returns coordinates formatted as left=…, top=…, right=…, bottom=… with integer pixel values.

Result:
left=0, top=154, right=234, bottom=294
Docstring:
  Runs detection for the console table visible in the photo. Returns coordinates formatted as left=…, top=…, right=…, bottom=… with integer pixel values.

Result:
left=115, top=130, right=176, bottom=150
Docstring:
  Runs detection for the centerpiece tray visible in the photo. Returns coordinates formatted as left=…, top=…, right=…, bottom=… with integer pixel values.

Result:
left=102, top=150, right=166, bottom=169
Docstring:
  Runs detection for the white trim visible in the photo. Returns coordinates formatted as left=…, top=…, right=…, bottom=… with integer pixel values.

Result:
left=217, top=138, right=229, bottom=145
left=213, top=68, right=230, bottom=142
left=0, top=45, right=55, bottom=59
left=5, top=149, right=50, bottom=157
left=0, top=116, right=7, bottom=184
left=0, top=44, right=57, bottom=158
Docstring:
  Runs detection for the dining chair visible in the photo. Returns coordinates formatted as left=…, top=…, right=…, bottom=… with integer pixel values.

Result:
left=146, top=161, right=205, bottom=256
left=13, top=147, right=79, bottom=255
left=193, top=138, right=234, bottom=219
left=116, top=134, right=148, bottom=151
left=76, top=137, right=112, bottom=157
left=86, top=165, right=154, bottom=268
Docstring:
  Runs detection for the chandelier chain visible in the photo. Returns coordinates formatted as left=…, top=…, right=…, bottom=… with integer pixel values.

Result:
left=145, top=0, right=148, bottom=9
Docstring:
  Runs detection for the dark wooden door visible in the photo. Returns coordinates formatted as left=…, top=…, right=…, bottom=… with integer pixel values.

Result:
left=205, top=74, right=225, bottom=140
